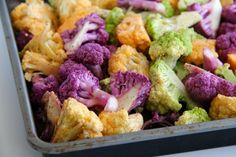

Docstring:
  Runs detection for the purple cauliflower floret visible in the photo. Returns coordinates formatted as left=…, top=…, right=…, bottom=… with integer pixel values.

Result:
left=216, top=32, right=236, bottom=61
left=142, top=112, right=180, bottom=129
left=187, top=0, right=222, bottom=38
left=61, top=13, right=109, bottom=55
left=184, top=64, right=236, bottom=103
left=59, top=65, right=118, bottom=112
left=203, top=48, right=223, bottom=72
left=110, top=71, right=151, bottom=112
left=222, top=3, right=236, bottom=24
left=31, top=75, right=59, bottom=106
left=72, top=43, right=110, bottom=65
left=16, top=30, right=33, bottom=51
left=217, top=23, right=236, bottom=36
left=118, top=0, right=175, bottom=17
left=59, top=59, right=88, bottom=81
left=70, top=43, right=111, bottom=79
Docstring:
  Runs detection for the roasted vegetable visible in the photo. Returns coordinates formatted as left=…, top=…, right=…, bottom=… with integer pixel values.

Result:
left=149, top=28, right=198, bottom=68
left=48, top=0, right=92, bottom=23
left=61, top=13, right=109, bottom=55
left=11, top=0, right=58, bottom=35
left=175, top=107, right=210, bottom=125
left=21, top=26, right=67, bottom=81
left=52, top=98, right=103, bottom=143
left=147, top=60, right=197, bottom=114
left=183, top=39, right=217, bottom=66
left=116, top=12, right=151, bottom=52
left=187, top=0, right=222, bottom=38
left=146, top=12, right=202, bottom=40
left=184, top=64, right=236, bottom=103
left=215, top=63, right=236, bottom=84
left=105, top=7, right=125, bottom=44
left=99, top=109, right=143, bottom=136
left=222, top=2, right=236, bottom=24
left=110, top=71, right=151, bottom=112
left=216, top=32, right=236, bottom=61
left=59, top=62, right=118, bottom=112
left=71, top=43, right=110, bottom=79
left=178, top=0, right=208, bottom=11
left=108, top=45, right=149, bottom=76
left=209, top=94, right=236, bottom=119
left=118, top=0, right=175, bottom=17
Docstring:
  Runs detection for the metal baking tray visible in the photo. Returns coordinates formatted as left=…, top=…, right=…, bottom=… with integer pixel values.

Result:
left=1, top=0, right=236, bottom=156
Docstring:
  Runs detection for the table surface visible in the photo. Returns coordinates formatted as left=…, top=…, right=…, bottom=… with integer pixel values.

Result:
left=1, top=15, right=236, bottom=157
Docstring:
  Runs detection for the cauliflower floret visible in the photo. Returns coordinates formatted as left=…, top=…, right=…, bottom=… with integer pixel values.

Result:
left=52, top=98, right=103, bottom=143
left=21, top=26, right=67, bottom=81
left=209, top=94, right=236, bottom=120
left=99, top=109, right=143, bottom=136
left=49, top=0, right=92, bottom=24
left=57, top=6, right=99, bottom=33
left=108, top=45, right=149, bottom=77
left=183, top=39, right=217, bottom=65
left=116, top=12, right=151, bottom=52
left=11, top=0, right=58, bottom=35
left=90, top=0, right=117, bottom=9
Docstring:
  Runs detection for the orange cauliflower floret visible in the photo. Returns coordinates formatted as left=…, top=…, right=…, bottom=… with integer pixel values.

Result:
left=108, top=45, right=149, bottom=76
left=50, top=0, right=92, bottom=24
left=99, top=109, right=143, bottom=136
left=89, top=0, right=117, bottom=9
left=116, top=12, right=151, bottom=52
left=209, top=94, right=236, bottom=120
left=11, top=0, right=58, bottom=35
left=57, top=6, right=99, bottom=33
left=52, top=98, right=103, bottom=143
left=22, top=26, right=67, bottom=81
left=182, top=39, right=217, bottom=65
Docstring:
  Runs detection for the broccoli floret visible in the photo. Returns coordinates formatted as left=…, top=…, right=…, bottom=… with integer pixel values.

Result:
left=147, top=60, right=197, bottom=114
left=118, top=0, right=175, bottom=17
left=178, top=0, right=208, bottom=11
left=215, top=63, right=236, bottom=84
left=110, top=71, right=151, bottom=112
left=59, top=62, right=118, bottom=112
left=175, top=107, right=210, bottom=125
left=105, top=7, right=125, bottom=44
left=146, top=12, right=202, bottom=40
left=61, top=13, right=109, bottom=55
left=174, top=61, right=189, bottom=80
left=149, top=28, right=197, bottom=68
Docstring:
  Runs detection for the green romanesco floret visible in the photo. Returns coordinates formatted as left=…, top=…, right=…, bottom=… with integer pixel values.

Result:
left=100, top=78, right=111, bottom=93
left=147, top=60, right=197, bottom=114
left=178, top=0, right=208, bottom=11
left=146, top=11, right=201, bottom=40
left=215, top=63, right=236, bottom=84
left=174, top=61, right=189, bottom=80
left=175, top=107, right=211, bottom=125
left=105, top=7, right=125, bottom=44
left=162, top=0, right=175, bottom=17
left=149, top=28, right=197, bottom=68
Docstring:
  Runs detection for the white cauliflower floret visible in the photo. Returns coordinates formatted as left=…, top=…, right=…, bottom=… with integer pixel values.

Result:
left=52, top=98, right=103, bottom=143
left=11, top=0, right=58, bottom=35
left=21, top=26, right=67, bottom=81
left=99, top=109, right=143, bottom=136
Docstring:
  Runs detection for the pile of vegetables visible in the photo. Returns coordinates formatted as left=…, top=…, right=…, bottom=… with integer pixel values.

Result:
left=11, top=0, right=236, bottom=143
